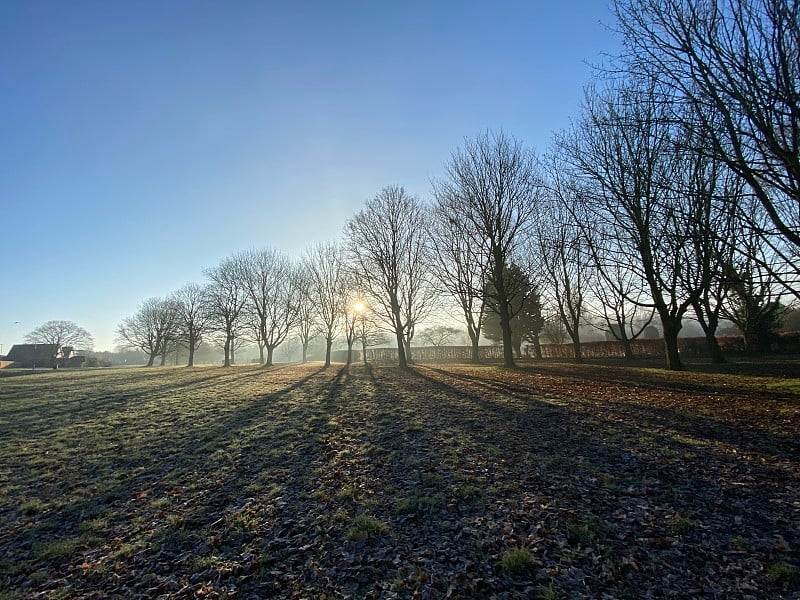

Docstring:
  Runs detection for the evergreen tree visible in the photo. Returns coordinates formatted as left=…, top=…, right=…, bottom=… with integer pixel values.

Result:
left=483, top=265, right=545, bottom=359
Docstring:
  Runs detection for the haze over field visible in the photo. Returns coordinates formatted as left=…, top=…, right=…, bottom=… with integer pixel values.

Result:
left=0, top=1, right=620, bottom=352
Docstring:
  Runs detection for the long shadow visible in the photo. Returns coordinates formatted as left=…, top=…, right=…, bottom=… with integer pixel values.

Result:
left=3, top=365, right=334, bottom=544
left=522, top=359, right=800, bottom=398
left=0, top=365, right=309, bottom=434
left=5, top=362, right=798, bottom=597
left=404, top=364, right=799, bottom=506
left=421, top=365, right=800, bottom=459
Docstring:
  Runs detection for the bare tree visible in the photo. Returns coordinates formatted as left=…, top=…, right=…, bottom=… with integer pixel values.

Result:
left=721, top=196, right=789, bottom=352
left=292, top=265, right=317, bottom=364
left=428, top=198, right=488, bottom=362
left=557, top=80, right=701, bottom=370
left=587, top=248, right=656, bottom=359
left=342, top=296, right=361, bottom=365
left=24, top=320, right=94, bottom=353
left=294, top=301, right=315, bottom=364
left=536, top=169, right=593, bottom=363
left=204, top=256, right=248, bottom=367
left=236, top=248, right=298, bottom=367
left=116, top=297, right=179, bottom=367
left=675, top=124, right=744, bottom=363
left=344, top=186, right=433, bottom=369
left=419, top=325, right=463, bottom=347
left=302, top=241, right=347, bottom=367
left=240, top=306, right=266, bottom=364
left=172, top=283, right=212, bottom=367
left=613, top=0, right=800, bottom=274
left=433, top=131, right=542, bottom=368
left=356, top=306, right=384, bottom=364
left=158, top=301, right=183, bottom=366
left=541, top=314, right=569, bottom=345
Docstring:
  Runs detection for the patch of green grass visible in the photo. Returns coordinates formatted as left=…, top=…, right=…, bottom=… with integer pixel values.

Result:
left=501, top=546, right=536, bottom=575
left=451, top=483, right=481, bottom=501
left=567, top=515, right=609, bottom=546
left=419, top=472, right=443, bottom=488
left=345, top=514, right=389, bottom=541
left=766, top=562, right=799, bottom=589
left=668, top=516, right=694, bottom=536
left=79, top=517, right=108, bottom=533
left=193, top=555, right=222, bottom=570
left=766, top=379, right=800, bottom=394
left=537, top=582, right=559, bottom=600
left=596, top=473, right=622, bottom=493
left=149, top=497, right=171, bottom=510
left=19, top=498, right=45, bottom=516
left=336, top=485, right=359, bottom=502
left=729, top=536, right=751, bottom=552
left=111, top=542, right=135, bottom=560
left=228, top=510, right=259, bottom=533
left=331, top=509, right=349, bottom=523
left=32, top=538, right=80, bottom=560
left=393, top=493, right=441, bottom=516
left=151, top=523, right=192, bottom=550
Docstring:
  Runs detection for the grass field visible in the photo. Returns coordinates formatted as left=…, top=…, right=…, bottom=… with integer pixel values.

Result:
left=1, top=361, right=798, bottom=598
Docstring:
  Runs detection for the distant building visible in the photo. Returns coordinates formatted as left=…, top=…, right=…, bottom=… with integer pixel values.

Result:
left=642, top=325, right=660, bottom=339
left=605, top=323, right=661, bottom=341
left=5, top=344, right=75, bottom=369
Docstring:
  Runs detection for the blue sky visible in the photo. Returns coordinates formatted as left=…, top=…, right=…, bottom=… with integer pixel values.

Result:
left=0, top=1, right=621, bottom=352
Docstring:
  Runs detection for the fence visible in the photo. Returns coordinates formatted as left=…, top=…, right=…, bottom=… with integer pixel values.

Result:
left=340, top=332, right=799, bottom=364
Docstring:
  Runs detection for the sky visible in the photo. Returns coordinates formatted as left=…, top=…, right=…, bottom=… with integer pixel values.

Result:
left=0, top=1, right=622, bottom=352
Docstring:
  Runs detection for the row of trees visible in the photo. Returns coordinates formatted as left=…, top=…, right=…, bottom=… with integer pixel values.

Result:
left=117, top=0, right=798, bottom=371
left=117, top=245, right=379, bottom=368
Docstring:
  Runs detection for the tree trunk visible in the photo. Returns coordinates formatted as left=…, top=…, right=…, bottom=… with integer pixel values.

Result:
left=146, top=352, right=156, bottom=367
left=470, top=337, right=480, bottom=363
left=704, top=333, right=726, bottom=363
left=301, top=342, right=308, bottom=363
left=325, top=337, right=333, bottom=368
left=361, top=338, right=368, bottom=364
left=395, top=328, right=408, bottom=369
left=265, top=346, right=274, bottom=367
left=259, top=344, right=265, bottom=365
left=620, top=336, right=635, bottom=359
left=499, top=301, right=515, bottom=368
left=346, top=340, right=354, bottom=365
left=187, top=335, right=195, bottom=367
left=662, top=318, right=684, bottom=371
left=692, top=301, right=725, bottom=364
left=532, top=334, right=543, bottom=359
left=571, top=337, right=583, bottom=364
left=223, top=336, right=231, bottom=367
left=404, top=340, right=413, bottom=364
